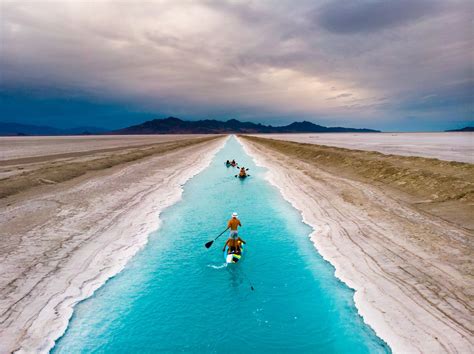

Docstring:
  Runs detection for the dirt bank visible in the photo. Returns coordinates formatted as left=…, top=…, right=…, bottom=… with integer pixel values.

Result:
left=242, top=136, right=474, bottom=230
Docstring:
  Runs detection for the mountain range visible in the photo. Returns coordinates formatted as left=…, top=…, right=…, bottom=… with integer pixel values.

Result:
left=445, top=126, right=474, bottom=132
left=112, top=117, right=380, bottom=134
left=0, top=118, right=380, bottom=136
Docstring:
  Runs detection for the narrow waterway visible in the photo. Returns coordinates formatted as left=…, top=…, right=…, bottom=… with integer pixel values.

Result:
left=53, top=137, right=390, bottom=353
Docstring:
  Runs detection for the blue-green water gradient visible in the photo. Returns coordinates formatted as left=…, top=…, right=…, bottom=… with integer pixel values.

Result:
left=53, top=137, right=390, bottom=353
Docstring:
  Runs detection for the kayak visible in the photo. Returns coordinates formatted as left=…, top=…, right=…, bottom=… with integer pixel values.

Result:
left=224, top=241, right=244, bottom=264
left=237, top=175, right=248, bottom=179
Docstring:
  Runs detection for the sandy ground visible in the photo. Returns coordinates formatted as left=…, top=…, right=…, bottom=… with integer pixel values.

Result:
left=250, top=132, right=474, bottom=163
left=239, top=136, right=473, bottom=354
left=0, top=136, right=219, bottom=199
left=0, top=136, right=226, bottom=353
left=0, top=134, right=211, bottom=161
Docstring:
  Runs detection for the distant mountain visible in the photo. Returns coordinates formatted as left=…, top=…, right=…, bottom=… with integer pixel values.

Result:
left=445, top=126, right=474, bottom=132
left=280, top=121, right=377, bottom=133
left=0, top=122, right=107, bottom=136
left=114, top=117, right=380, bottom=134
left=0, top=118, right=380, bottom=136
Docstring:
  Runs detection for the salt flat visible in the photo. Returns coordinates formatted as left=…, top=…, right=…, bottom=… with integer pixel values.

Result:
left=0, top=134, right=210, bottom=161
left=250, top=132, right=473, bottom=163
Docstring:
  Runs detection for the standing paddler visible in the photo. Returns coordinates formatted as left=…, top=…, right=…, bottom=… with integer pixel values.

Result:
left=223, top=212, right=245, bottom=254
left=226, top=212, right=241, bottom=239
left=204, top=212, right=241, bottom=249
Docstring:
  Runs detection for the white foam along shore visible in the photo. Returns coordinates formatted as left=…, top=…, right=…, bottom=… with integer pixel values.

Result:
left=0, top=137, right=226, bottom=353
left=237, top=136, right=473, bottom=354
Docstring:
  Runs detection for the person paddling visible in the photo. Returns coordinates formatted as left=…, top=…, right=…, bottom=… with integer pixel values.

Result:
left=226, top=212, right=241, bottom=239
left=223, top=236, right=246, bottom=254
left=239, top=167, right=247, bottom=177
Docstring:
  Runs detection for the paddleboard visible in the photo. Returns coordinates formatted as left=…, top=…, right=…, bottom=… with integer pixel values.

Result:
left=224, top=242, right=244, bottom=264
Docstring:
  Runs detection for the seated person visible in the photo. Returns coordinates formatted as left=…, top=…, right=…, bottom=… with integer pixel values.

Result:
left=223, top=236, right=246, bottom=255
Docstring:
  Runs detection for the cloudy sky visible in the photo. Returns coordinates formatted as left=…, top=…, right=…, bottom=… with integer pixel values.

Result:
left=1, top=0, right=472, bottom=131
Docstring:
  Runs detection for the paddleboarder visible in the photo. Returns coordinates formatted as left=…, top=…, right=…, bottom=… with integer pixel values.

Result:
left=226, top=212, right=241, bottom=239
left=222, top=236, right=246, bottom=255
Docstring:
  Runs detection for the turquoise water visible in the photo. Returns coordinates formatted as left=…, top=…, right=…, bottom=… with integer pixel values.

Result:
left=53, top=137, right=390, bottom=353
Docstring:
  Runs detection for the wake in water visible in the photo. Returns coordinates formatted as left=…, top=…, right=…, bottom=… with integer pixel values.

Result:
left=207, top=263, right=228, bottom=269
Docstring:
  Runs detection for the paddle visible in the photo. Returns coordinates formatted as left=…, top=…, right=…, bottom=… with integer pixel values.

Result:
left=205, top=228, right=228, bottom=249
left=242, top=269, right=255, bottom=291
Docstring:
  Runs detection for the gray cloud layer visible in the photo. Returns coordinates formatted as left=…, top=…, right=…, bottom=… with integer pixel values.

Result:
left=1, top=0, right=472, bottom=128
left=317, top=0, right=442, bottom=33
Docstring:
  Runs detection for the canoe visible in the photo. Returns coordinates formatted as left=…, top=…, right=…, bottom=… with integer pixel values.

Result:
left=224, top=242, right=244, bottom=264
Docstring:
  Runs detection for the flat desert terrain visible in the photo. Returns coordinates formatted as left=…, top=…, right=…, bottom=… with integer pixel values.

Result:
left=250, top=132, right=473, bottom=163
left=0, top=134, right=210, bottom=161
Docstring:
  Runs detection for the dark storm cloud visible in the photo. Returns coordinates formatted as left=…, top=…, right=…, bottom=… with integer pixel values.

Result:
left=0, top=0, right=472, bottom=130
left=317, top=0, right=443, bottom=34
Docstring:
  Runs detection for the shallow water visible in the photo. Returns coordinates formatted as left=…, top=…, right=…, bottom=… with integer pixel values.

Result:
left=53, top=137, right=390, bottom=353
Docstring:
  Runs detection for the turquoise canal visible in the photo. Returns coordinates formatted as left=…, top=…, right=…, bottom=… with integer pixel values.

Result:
left=53, top=137, right=390, bottom=353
